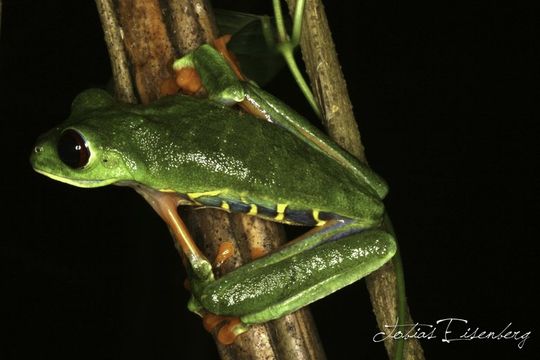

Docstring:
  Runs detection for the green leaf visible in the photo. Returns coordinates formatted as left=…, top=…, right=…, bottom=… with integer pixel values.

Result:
left=214, top=9, right=286, bottom=85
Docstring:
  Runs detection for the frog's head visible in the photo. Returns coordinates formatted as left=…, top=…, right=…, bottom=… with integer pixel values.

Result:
left=30, top=89, right=137, bottom=188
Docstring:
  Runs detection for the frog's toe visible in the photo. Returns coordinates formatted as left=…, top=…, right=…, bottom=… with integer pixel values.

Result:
left=202, top=313, right=249, bottom=345
left=217, top=317, right=249, bottom=345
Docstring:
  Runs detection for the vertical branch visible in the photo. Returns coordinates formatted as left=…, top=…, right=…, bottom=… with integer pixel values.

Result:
left=284, top=0, right=425, bottom=359
left=94, top=0, right=325, bottom=359
left=94, top=0, right=136, bottom=103
left=283, top=0, right=365, bottom=162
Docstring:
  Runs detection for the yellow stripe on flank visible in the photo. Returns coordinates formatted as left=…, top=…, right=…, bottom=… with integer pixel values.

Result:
left=248, top=204, right=258, bottom=215
left=312, top=209, right=326, bottom=226
left=275, top=203, right=288, bottom=221
left=187, top=190, right=221, bottom=199
left=221, top=201, right=230, bottom=212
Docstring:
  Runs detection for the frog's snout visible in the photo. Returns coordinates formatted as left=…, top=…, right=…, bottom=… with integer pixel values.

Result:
left=30, top=136, right=54, bottom=173
left=29, top=142, right=44, bottom=169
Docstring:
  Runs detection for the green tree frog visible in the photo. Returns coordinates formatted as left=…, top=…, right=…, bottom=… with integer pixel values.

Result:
left=31, top=44, right=396, bottom=343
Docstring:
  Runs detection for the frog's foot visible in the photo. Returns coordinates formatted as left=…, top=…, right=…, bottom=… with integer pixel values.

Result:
left=173, top=43, right=244, bottom=106
left=212, top=35, right=246, bottom=81
left=210, top=37, right=270, bottom=120
left=250, top=245, right=268, bottom=260
left=214, top=241, right=235, bottom=268
left=172, top=42, right=271, bottom=121
left=175, top=67, right=204, bottom=96
left=160, top=63, right=204, bottom=97
left=217, top=318, right=249, bottom=345
left=203, top=313, right=249, bottom=345
left=159, top=77, right=180, bottom=96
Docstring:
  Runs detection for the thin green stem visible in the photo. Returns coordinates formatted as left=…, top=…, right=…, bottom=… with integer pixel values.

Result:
left=260, top=15, right=276, bottom=50
left=291, top=0, right=305, bottom=46
left=273, top=0, right=321, bottom=118
left=282, top=49, right=321, bottom=118
left=272, top=0, right=288, bottom=43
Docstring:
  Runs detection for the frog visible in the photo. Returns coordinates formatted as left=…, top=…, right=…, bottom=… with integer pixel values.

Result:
left=30, top=44, right=397, bottom=345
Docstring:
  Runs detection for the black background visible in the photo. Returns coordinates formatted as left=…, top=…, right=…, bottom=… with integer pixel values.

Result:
left=1, top=1, right=537, bottom=359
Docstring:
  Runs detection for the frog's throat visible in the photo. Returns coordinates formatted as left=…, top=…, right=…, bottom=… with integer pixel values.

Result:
left=34, top=168, right=117, bottom=188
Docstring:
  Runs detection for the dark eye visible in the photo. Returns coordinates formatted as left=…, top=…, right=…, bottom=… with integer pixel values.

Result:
left=57, top=129, right=90, bottom=169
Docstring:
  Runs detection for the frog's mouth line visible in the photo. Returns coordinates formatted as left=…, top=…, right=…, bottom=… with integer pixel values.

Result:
left=33, top=168, right=115, bottom=188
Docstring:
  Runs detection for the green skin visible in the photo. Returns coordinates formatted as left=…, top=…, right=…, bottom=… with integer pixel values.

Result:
left=30, top=45, right=396, bottom=330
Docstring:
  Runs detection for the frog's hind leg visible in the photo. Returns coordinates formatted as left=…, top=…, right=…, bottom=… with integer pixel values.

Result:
left=187, top=220, right=395, bottom=344
left=198, top=220, right=396, bottom=325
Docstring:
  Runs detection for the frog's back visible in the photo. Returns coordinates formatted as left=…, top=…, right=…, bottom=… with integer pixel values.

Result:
left=130, top=95, right=384, bottom=226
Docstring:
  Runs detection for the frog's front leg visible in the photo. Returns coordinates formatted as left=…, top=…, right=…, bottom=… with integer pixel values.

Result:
left=173, top=42, right=246, bottom=105
left=189, top=219, right=396, bottom=343
left=130, top=184, right=214, bottom=282
left=172, top=42, right=270, bottom=121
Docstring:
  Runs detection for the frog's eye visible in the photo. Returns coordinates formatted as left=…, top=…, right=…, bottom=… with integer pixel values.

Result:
left=57, top=129, right=91, bottom=169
